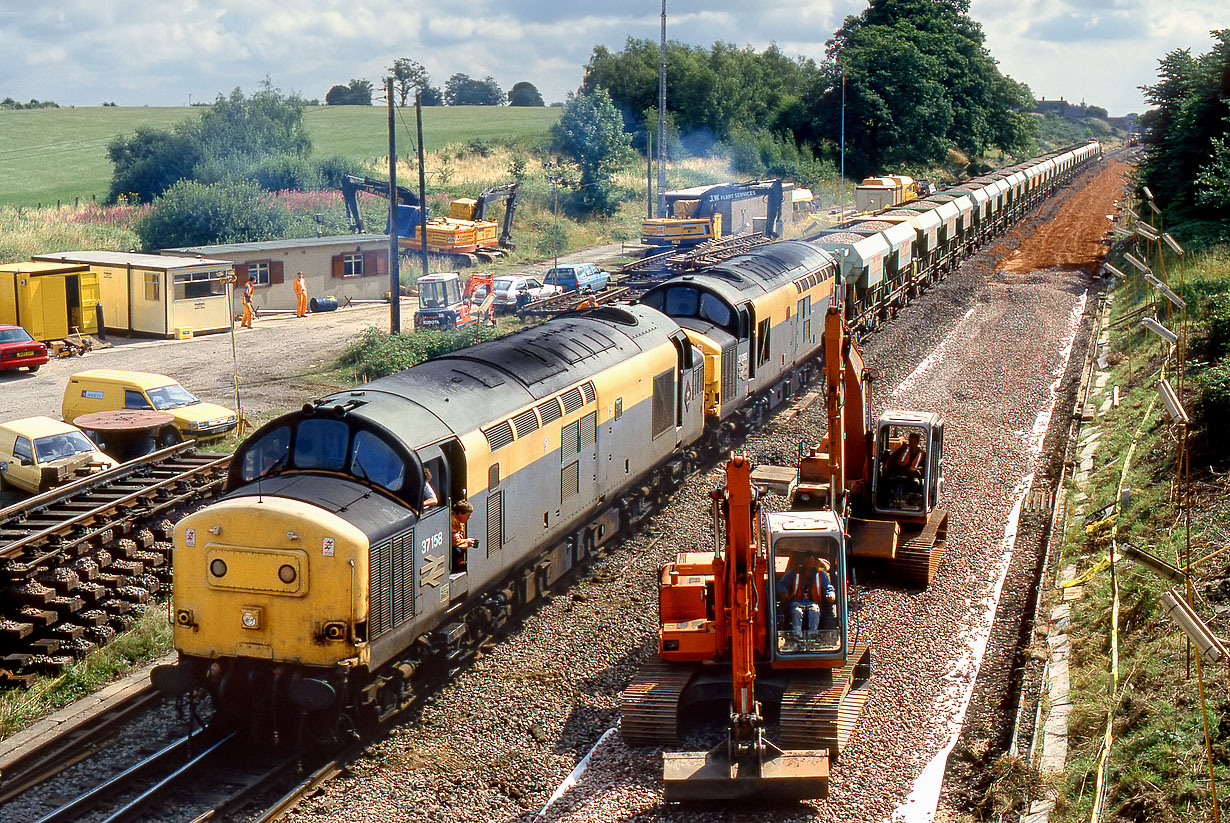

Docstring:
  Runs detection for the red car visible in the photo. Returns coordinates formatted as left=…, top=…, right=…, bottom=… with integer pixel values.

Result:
left=0, top=325, right=49, bottom=373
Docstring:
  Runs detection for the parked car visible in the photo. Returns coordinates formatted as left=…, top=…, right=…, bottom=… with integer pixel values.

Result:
left=0, top=417, right=118, bottom=494
left=543, top=262, right=610, bottom=294
left=491, top=275, right=563, bottom=313
left=0, top=325, right=49, bottom=373
left=63, top=370, right=238, bottom=445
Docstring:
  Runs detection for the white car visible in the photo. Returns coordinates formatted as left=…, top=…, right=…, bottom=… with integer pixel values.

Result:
left=492, top=275, right=563, bottom=313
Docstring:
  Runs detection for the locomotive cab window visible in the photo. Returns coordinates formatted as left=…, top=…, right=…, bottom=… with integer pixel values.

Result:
left=293, top=418, right=349, bottom=471
left=351, top=430, right=405, bottom=492
left=240, top=425, right=291, bottom=481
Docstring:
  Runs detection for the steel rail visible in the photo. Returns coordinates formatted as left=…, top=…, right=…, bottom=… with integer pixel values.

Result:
left=1, top=453, right=230, bottom=568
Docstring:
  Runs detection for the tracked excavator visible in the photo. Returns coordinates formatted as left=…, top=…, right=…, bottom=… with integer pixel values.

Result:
left=755, top=305, right=949, bottom=586
left=621, top=453, right=871, bottom=802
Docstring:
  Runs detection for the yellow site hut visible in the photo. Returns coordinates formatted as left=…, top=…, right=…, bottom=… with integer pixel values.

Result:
left=0, top=261, right=101, bottom=341
left=32, top=252, right=234, bottom=338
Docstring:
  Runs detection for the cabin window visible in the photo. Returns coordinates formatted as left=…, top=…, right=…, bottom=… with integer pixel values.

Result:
left=343, top=253, right=364, bottom=277
left=350, top=430, right=405, bottom=491
left=756, top=318, right=771, bottom=367
left=240, top=425, right=291, bottom=481
left=294, top=418, right=348, bottom=471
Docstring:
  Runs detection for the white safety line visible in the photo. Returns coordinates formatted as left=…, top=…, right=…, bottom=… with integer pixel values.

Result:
left=889, top=306, right=979, bottom=400
left=534, top=726, right=616, bottom=821
left=892, top=292, right=1087, bottom=822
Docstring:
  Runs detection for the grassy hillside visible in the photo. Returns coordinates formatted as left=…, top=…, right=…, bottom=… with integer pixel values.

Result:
left=0, top=105, right=559, bottom=208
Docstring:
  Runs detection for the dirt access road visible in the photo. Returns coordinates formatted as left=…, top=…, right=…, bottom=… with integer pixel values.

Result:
left=0, top=244, right=625, bottom=425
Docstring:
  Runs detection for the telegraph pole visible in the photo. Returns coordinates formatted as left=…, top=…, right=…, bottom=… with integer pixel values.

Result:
left=656, top=0, right=667, bottom=218
left=415, top=91, right=430, bottom=280
left=387, top=78, right=400, bottom=334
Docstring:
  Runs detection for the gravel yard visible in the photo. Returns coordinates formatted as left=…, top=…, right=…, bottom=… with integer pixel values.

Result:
left=266, top=158, right=1129, bottom=823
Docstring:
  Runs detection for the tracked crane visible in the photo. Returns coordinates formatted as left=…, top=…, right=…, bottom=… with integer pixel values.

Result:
left=621, top=452, right=870, bottom=802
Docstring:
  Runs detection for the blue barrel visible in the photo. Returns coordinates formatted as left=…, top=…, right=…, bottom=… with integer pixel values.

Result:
left=309, top=296, right=338, bottom=312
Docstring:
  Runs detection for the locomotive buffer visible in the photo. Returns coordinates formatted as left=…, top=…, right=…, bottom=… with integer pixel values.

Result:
left=621, top=453, right=870, bottom=802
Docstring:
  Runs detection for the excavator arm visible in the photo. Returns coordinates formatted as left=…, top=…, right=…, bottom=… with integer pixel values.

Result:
left=475, top=183, right=519, bottom=248
left=340, top=174, right=421, bottom=234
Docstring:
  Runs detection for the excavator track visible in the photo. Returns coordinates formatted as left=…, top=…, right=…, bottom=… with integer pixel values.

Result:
left=894, top=508, right=949, bottom=587
left=619, top=659, right=695, bottom=746
left=779, top=641, right=871, bottom=755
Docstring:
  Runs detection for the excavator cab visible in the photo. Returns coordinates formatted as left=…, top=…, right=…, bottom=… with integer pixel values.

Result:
left=766, top=511, right=847, bottom=660
left=870, top=411, right=944, bottom=518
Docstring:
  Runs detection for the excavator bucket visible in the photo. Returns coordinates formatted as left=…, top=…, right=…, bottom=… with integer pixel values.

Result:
left=663, top=748, right=829, bottom=803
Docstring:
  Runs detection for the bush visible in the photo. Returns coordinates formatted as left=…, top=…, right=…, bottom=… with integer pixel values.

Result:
left=1197, top=360, right=1230, bottom=448
left=335, top=324, right=503, bottom=381
left=315, top=155, right=362, bottom=191
left=138, top=178, right=288, bottom=249
left=252, top=155, right=320, bottom=192
left=1205, top=293, right=1230, bottom=360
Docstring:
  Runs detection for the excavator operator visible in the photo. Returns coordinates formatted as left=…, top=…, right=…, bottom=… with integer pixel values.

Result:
left=780, top=552, right=836, bottom=651
left=885, top=431, right=926, bottom=509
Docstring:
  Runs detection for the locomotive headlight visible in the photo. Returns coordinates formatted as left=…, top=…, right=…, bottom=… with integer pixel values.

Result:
left=240, top=607, right=262, bottom=630
left=210, top=559, right=227, bottom=578
left=278, top=564, right=297, bottom=584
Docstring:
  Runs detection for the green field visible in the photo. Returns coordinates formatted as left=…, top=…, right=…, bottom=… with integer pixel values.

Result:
left=0, top=105, right=560, bottom=208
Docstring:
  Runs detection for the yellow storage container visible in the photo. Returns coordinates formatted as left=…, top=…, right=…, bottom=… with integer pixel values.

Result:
left=174, top=326, right=194, bottom=339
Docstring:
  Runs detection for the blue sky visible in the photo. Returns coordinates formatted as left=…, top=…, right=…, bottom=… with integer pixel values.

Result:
left=2, top=1, right=1225, bottom=116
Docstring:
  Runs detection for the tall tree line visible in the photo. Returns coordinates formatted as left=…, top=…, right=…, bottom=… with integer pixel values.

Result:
left=1137, top=30, right=1230, bottom=225
left=582, top=0, right=1037, bottom=179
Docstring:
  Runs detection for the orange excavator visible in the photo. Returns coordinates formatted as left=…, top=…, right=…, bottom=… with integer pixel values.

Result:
left=621, top=453, right=870, bottom=802
left=756, top=305, right=948, bottom=585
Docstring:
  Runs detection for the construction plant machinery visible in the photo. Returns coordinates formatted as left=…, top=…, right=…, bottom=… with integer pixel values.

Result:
left=340, top=175, right=519, bottom=268
left=412, top=271, right=496, bottom=331
left=759, top=305, right=948, bottom=586
left=641, top=179, right=784, bottom=247
left=621, top=453, right=871, bottom=802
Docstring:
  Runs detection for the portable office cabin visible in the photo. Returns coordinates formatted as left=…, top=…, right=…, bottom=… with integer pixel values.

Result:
left=0, top=261, right=100, bottom=341
left=165, top=235, right=391, bottom=314
left=33, top=251, right=233, bottom=338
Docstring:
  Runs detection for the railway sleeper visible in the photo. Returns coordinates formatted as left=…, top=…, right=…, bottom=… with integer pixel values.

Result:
left=19, top=607, right=57, bottom=628
left=0, top=623, right=34, bottom=642
left=48, top=595, right=85, bottom=615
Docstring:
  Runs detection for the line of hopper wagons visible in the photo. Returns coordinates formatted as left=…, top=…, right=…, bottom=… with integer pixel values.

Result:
left=146, top=140, right=1102, bottom=760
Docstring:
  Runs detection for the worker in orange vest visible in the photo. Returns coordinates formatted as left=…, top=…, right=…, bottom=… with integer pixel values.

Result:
left=293, top=271, right=308, bottom=318
left=241, top=280, right=254, bottom=328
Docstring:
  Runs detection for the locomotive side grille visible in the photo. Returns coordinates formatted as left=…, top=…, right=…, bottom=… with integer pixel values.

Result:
left=561, top=388, right=584, bottom=414
left=486, top=491, right=503, bottom=556
left=694, top=365, right=704, bottom=402
left=392, top=529, right=415, bottom=625
left=651, top=369, right=674, bottom=438
left=561, top=461, right=580, bottom=501
left=513, top=408, right=540, bottom=437
left=369, top=538, right=393, bottom=637
left=721, top=347, right=737, bottom=406
left=579, top=412, right=597, bottom=450
left=562, top=420, right=579, bottom=460
left=538, top=397, right=563, bottom=425
left=581, top=381, right=596, bottom=404
left=483, top=420, right=514, bottom=451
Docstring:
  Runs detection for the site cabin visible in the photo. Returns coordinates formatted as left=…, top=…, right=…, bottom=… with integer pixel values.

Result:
left=32, top=252, right=234, bottom=339
left=662, top=181, right=795, bottom=238
left=166, top=235, right=392, bottom=315
left=0, top=261, right=100, bottom=342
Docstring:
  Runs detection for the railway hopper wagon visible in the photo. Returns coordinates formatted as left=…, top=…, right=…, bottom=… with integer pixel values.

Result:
left=152, top=241, right=843, bottom=745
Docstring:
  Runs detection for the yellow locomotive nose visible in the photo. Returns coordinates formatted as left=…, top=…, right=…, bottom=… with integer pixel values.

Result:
left=171, top=496, right=369, bottom=667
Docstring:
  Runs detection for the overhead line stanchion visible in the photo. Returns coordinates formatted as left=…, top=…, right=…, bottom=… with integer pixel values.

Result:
left=387, top=77, right=400, bottom=335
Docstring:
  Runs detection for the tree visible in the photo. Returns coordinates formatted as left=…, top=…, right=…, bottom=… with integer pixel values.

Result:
left=550, top=88, right=635, bottom=215
left=325, top=79, right=374, bottom=105
left=1138, top=31, right=1230, bottom=219
left=138, top=178, right=288, bottom=249
left=421, top=86, right=444, bottom=106
left=444, top=74, right=505, bottom=105
left=801, top=0, right=1036, bottom=176
left=508, top=81, right=545, bottom=107
left=106, top=81, right=311, bottom=202
left=391, top=58, right=431, bottom=106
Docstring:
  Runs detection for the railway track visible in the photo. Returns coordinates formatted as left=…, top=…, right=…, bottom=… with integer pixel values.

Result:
left=0, top=444, right=230, bottom=686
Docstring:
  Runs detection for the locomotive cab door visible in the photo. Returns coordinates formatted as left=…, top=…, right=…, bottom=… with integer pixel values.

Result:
left=413, top=444, right=459, bottom=613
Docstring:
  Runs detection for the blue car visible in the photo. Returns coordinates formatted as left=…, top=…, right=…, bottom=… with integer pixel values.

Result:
left=543, top=262, right=609, bottom=293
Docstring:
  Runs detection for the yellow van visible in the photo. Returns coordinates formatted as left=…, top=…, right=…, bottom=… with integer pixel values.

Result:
left=0, top=416, right=118, bottom=494
left=63, top=370, right=238, bottom=445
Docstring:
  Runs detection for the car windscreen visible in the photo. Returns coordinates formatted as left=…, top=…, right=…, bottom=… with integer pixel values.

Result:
left=494, top=278, right=518, bottom=294
left=34, top=431, right=97, bottom=462
left=147, top=384, right=201, bottom=410
left=0, top=328, right=34, bottom=344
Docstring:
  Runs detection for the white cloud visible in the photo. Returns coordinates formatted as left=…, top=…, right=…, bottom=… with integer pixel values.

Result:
left=3, top=0, right=1227, bottom=115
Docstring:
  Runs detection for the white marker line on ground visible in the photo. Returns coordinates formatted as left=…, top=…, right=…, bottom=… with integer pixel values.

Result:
left=892, top=292, right=1087, bottom=823
left=890, top=306, right=979, bottom=400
